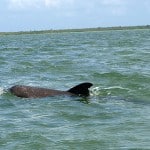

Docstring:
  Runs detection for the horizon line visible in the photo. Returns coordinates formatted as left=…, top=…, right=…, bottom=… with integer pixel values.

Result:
left=0, top=25, right=150, bottom=35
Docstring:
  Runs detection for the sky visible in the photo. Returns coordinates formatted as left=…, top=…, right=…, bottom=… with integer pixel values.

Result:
left=0, top=0, right=150, bottom=32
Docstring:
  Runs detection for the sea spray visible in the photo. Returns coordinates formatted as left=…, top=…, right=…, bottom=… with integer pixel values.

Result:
left=90, top=86, right=111, bottom=96
left=90, top=86, right=131, bottom=96
left=0, top=87, right=5, bottom=95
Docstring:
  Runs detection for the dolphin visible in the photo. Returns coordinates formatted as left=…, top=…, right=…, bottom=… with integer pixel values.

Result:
left=9, top=82, right=93, bottom=98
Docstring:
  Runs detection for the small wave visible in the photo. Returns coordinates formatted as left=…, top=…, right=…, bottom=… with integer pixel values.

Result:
left=102, top=86, right=130, bottom=91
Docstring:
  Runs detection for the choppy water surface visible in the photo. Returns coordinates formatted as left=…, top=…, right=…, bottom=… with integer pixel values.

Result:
left=0, top=29, right=150, bottom=149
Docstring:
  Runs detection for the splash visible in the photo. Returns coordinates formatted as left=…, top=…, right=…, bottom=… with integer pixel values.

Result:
left=0, top=87, right=5, bottom=95
left=90, top=86, right=111, bottom=96
left=90, top=86, right=131, bottom=96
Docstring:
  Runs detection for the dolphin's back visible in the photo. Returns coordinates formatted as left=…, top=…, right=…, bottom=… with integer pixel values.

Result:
left=10, top=85, right=69, bottom=98
left=9, top=82, right=93, bottom=98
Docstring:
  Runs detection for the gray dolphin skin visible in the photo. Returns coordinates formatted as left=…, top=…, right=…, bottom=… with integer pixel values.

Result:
left=9, top=82, right=93, bottom=98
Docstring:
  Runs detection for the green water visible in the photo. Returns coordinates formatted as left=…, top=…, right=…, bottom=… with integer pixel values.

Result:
left=0, top=29, right=150, bottom=149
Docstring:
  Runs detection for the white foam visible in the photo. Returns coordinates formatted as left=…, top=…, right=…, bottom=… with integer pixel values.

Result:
left=0, top=87, right=5, bottom=95
left=90, top=87, right=102, bottom=96
left=90, top=86, right=131, bottom=96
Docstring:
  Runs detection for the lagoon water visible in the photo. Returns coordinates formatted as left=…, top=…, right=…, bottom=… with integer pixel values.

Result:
left=0, top=29, right=150, bottom=149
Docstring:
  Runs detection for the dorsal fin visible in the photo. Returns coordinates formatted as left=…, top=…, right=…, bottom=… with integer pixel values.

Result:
left=67, top=82, right=93, bottom=97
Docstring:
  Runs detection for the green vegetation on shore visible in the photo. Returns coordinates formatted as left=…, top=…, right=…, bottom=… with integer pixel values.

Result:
left=0, top=25, right=150, bottom=35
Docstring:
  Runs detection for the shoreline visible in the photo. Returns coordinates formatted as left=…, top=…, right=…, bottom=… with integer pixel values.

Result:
left=0, top=25, right=150, bottom=35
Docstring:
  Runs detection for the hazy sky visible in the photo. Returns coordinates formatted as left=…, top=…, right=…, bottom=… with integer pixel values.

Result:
left=0, top=0, right=150, bottom=32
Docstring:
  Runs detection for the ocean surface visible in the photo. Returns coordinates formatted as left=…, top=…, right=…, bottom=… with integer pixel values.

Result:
left=0, top=29, right=150, bottom=149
